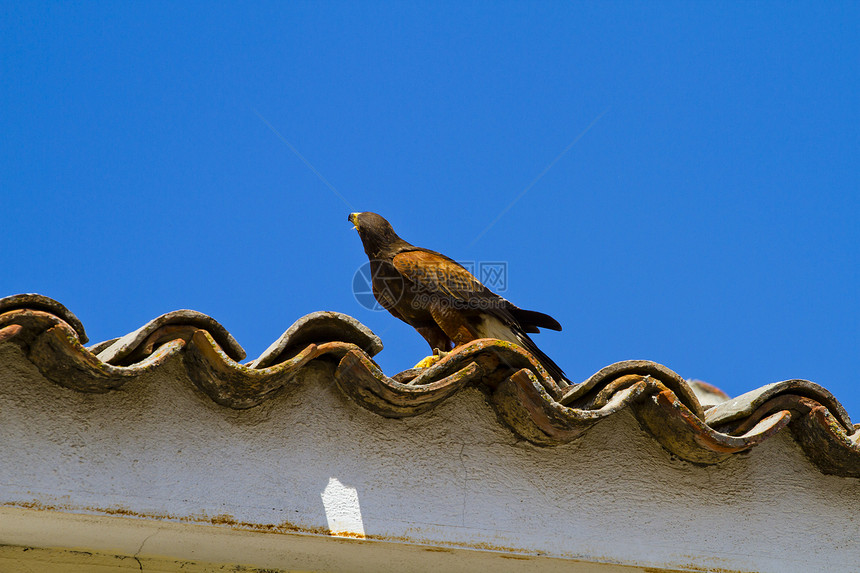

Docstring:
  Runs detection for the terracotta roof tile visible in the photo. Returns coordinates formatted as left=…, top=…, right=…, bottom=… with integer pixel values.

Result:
left=1, top=293, right=857, bottom=478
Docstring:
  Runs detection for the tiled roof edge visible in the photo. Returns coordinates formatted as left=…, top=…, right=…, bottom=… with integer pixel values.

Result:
left=1, top=294, right=858, bottom=478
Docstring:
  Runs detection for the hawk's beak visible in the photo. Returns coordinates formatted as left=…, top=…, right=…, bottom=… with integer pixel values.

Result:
left=348, top=212, right=359, bottom=231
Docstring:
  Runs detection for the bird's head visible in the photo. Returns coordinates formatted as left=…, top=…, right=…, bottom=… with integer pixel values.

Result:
left=348, top=212, right=408, bottom=257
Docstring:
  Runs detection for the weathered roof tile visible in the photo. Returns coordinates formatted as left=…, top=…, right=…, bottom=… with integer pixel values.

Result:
left=1, top=293, right=857, bottom=478
left=95, top=309, right=246, bottom=365
left=249, top=310, right=382, bottom=369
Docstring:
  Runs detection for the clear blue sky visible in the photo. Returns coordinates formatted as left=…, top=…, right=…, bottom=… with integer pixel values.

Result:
left=3, top=3, right=858, bottom=417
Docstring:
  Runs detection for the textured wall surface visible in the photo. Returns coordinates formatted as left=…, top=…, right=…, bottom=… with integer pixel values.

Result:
left=0, top=342, right=858, bottom=572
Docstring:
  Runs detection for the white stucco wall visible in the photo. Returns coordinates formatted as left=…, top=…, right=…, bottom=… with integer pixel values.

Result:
left=1, top=343, right=858, bottom=572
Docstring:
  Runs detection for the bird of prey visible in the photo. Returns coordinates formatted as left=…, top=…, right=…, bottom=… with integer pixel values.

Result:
left=349, top=211, right=567, bottom=382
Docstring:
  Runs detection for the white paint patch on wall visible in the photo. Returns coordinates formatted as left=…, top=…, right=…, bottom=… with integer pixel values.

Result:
left=321, top=477, right=366, bottom=538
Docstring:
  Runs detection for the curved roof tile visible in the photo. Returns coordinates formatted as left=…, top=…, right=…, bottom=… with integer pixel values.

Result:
left=1, top=294, right=857, bottom=478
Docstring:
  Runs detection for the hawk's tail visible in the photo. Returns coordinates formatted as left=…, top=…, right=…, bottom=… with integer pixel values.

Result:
left=512, top=329, right=569, bottom=385
left=510, top=307, right=562, bottom=332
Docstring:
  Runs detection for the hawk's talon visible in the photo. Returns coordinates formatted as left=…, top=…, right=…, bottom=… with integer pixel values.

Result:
left=414, top=348, right=449, bottom=369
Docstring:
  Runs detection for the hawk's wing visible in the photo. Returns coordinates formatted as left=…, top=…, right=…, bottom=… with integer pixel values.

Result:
left=392, top=249, right=500, bottom=310
left=392, top=249, right=561, bottom=332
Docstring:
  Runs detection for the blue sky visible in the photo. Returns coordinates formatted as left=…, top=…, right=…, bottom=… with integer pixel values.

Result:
left=3, top=2, right=858, bottom=417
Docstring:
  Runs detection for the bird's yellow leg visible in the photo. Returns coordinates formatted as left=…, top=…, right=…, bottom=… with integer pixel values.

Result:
left=414, top=348, right=449, bottom=368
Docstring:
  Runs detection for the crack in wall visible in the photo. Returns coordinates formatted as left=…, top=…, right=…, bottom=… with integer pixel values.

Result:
left=133, top=529, right=160, bottom=572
